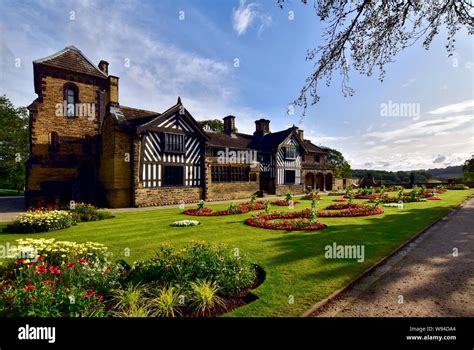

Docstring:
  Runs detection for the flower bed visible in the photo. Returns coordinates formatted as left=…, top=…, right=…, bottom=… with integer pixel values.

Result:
left=354, top=195, right=377, bottom=200
left=324, top=203, right=368, bottom=210
left=302, top=194, right=321, bottom=200
left=328, top=191, right=346, bottom=196
left=318, top=204, right=384, bottom=217
left=332, top=198, right=347, bottom=202
left=245, top=210, right=327, bottom=231
left=183, top=201, right=265, bottom=216
left=170, top=220, right=201, bottom=226
left=270, top=200, right=300, bottom=206
left=6, top=210, right=76, bottom=233
left=70, top=203, right=113, bottom=222
left=426, top=196, right=442, bottom=200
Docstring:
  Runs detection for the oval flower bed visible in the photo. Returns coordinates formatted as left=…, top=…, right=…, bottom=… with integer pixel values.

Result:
left=354, top=195, right=377, bottom=200
left=324, top=203, right=367, bottom=210
left=318, top=204, right=384, bottom=217
left=170, top=220, right=201, bottom=226
left=270, top=200, right=300, bottom=206
left=426, top=196, right=442, bottom=200
left=332, top=198, right=347, bottom=202
left=245, top=210, right=327, bottom=231
left=184, top=201, right=265, bottom=216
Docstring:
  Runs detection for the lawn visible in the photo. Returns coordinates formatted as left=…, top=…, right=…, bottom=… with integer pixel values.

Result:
left=0, top=190, right=471, bottom=317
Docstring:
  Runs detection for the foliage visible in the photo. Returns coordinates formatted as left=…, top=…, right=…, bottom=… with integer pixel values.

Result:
left=323, top=147, right=351, bottom=178
left=70, top=203, right=113, bottom=222
left=128, top=241, right=256, bottom=297
left=189, top=280, right=224, bottom=316
left=151, top=285, right=182, bottom=317
left=110, top=284, right=152, bottom=317
left=6, top=210, right=76, bottom=233
left=197, top=200, right=205, bottom=210
left=245, top=210, right=327, bottom=231
left=198, top=119, right=225, bottom=132
left=462, top=157, right=474, bottom=181
left=0, top=96, right=29, bottom=192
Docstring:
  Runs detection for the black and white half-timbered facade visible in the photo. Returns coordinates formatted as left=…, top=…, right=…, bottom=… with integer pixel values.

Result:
left=25, top=46, right=334, bottom=208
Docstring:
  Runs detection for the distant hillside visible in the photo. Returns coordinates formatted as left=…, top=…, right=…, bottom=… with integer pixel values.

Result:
left=352, top=166, right=463, bottom=184
left=426, top=166, right=463, bottom=180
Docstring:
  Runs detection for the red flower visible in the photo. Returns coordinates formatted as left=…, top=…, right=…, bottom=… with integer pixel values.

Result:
left=41, top=280, right=55, bottom=289
left=24, top=283, right=35, bottom=291
left=78, top=257, right=90, bottom=265
left=66, top=262, right=75, bottom=269
left=49, top=265, right=62, bottom=275
left=36, top=256, right=46, bottom=262
left=35, top=264, right=47, bottom=274
left=84, top=289, right=97, bottom=298
left=96, top=295, right=104, bottom=302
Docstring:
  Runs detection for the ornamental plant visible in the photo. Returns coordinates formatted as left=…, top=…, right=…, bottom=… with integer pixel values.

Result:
left=6, top=210, right=76, bottom=233
left=197, top=200, right=205, bottom=210
left=170, top=220, right=200, bottom=227
left=285, top=191, right=294, bottom=202
left=69, top=202, right=112, bottom=222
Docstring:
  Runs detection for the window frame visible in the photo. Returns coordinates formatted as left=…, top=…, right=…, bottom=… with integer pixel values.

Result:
left=284, top=170, right=296, bottom=184
left=63, top=83, right=79, bottom=118
left=284, top=147, right=297, bottom=160
left=163, top=165, right=185, bottom=187
left=163, top=132, right=185, bottom=154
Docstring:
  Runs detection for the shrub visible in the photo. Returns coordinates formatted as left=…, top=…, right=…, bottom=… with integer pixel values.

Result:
left=150, top=286, right=182, bottom=317
left=110, top=284, right=152, bottom=317
left=446, top=184, right=469, bottom=190
left=6, top=210, right=76, bottom=233
left=129, top=241, right=256, bottom=297
left=70, top=203, right=113, bottom=222
left=190, top=280, right=224, bottom=316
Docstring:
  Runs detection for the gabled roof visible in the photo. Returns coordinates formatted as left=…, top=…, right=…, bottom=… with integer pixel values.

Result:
left=248, top=127, right=308, bottom=152
left=136, top=98, right=209, bottom=140
left=304, top=140, right=327, bottom=154
left=206, top=132, right=254, bottom=149
left=34, top=45, right=107, bottom=79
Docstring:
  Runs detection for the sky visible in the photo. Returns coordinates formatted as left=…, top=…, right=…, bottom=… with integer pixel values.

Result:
left=0, top=0, right=473, bottom=171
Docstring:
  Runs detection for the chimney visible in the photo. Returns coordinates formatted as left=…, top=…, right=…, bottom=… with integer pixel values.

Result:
left=297, top=129, right=304, bottom=140
left=107, top=75, right=119, bottom=107
left=254, top=119, right=270, bottom=136
left=98, top=60, right=109, bottom=75
left=223, top=115, right=235, bottom=134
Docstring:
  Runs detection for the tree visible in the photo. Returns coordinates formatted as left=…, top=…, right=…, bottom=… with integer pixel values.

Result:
left=323, top=146, right=351, bottom=178
left=0, top=96, right=29, bottom=192
left=198, top=119, right=225, bottom=132
left=278, top=0, right=474, bottom=114
left=462, top=156, right=474, bottom=181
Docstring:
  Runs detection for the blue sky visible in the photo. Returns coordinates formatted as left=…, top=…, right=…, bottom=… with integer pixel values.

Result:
left=1, top=0, right=473, bottom=170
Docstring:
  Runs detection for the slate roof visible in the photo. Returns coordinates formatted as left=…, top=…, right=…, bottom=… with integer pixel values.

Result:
left=34, top=46, right=107, bottom=79
left=304, top=140, right=327, bottom=153
left=205, top=131, right=254, bottom=149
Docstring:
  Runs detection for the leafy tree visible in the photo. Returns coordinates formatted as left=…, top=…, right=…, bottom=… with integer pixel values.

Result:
left=278, top=0, right=474, bottom=114
left=198, top=119, right=225, bottom=132
left=323, top=146, right=351, bottom=178
left=0, top=95, right=29, bottom=192
left=462, top=156, right=474, bottom=181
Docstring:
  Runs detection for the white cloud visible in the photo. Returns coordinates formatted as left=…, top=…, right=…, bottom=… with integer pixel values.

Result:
left=428, top=99, right=474, bottom=115
left=232, top=0, right=271, bottom=36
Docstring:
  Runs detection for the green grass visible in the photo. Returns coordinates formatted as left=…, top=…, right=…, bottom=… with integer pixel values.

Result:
left=0, top=189, right=23, bottom=196
left=0, top=190, right=471, bottom=317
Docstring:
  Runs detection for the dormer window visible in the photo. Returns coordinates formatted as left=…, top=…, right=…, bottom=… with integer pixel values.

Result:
left=164, top=132, right=185, bottom=153
left=285, top=147, right=297, bottom=160
left=63, top=83, right=79, bottom=117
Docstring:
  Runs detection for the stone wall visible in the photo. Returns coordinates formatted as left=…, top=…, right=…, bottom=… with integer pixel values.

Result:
left=134, top=186, right=202, bottom=207
left=207, top=182, right=259, bottom=202
left=275, top=184, right=304, bottom=196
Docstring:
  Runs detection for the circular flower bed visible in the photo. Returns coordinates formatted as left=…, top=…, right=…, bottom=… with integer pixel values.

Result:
left=184, top=201, right=265, bottom=216
left=270, top=200, right=300, bottom=206
left=302, top=194, right=320, bottom=200
left=332, top=198, right=347, bottom=202
left=318, top=204, right=384, bottom=217
left=324, top=203, right=367, bottom=210
left=245, top=210, right=327, bottom=231
left=170, top=220, right=201, bottom=226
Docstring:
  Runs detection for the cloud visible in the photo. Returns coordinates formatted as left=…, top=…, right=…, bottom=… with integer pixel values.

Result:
left=232, top=0, right=271, bottom=36
left=428, top=100, right=474, bottom=115
left=401, top=78, right=417, bottom=88
left=433, top=155, right=447, bottom=163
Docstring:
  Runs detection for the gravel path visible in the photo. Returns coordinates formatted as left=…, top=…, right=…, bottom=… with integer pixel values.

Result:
left=312, top=196, right=474, bottom=317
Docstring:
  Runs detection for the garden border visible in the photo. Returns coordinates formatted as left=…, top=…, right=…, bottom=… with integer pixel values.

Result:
left=301, top=194, right=473, bottom=317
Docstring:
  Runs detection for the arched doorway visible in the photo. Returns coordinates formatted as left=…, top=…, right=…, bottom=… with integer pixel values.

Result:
left=315, top=173, right=324, bottom=190
left=325, top=173, right=333, bottom=191
left=304, top=172, right=315, bottom=189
